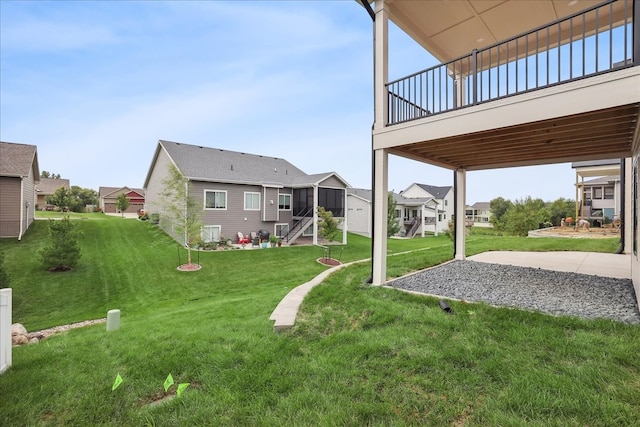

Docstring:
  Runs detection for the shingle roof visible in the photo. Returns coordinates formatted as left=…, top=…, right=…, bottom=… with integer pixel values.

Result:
left=99, top=186, right=145, bottom=198
left=582, top=175, right=619, bottom=185
left=36, top=178, right=70, bottom=195
left=155, top=140, right=345, bottom=187
left=415, top=184, right=452, bottom=199
left=348, top=188, right=436, bottom=207
left=0, top=141, right=39, bottom=178
left=471, top=202, right=491, bottom=210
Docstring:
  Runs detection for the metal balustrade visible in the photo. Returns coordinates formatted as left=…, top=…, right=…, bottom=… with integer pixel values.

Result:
left=386, top=0, right=637, bottom=126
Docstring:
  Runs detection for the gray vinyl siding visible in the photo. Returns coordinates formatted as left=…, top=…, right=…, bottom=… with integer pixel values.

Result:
left=263, top=187, right=279, bottom=222
left=22, top=166, right=35, bottom=234
left=194, top=181, right=263, bottom=242
left=318, top=175, right=345, bottom=188
left=0, top=177, right=20, bottom=238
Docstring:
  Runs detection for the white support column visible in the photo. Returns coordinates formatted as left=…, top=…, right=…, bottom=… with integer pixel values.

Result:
left=624, top=157, right=632, bottom=254
left=0, top=288, right=12, bottom=374
left=455, top=169, right=466, bottom=260
left=371, top=0, right=389, bottom=286
left=374, top=0, right=388, bottom=131
left=342, top=188, right=348, bottom=245
left=313, top=185, right=319, bottom=246
left=372, top=148, right=389, bottom=285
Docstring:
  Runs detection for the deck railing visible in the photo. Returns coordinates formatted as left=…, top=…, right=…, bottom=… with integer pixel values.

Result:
left=386, top=0, right=637, bottom=126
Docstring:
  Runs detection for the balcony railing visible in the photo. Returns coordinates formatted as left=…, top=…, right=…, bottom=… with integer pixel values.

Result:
left=386, top=0, right=637, bottom=126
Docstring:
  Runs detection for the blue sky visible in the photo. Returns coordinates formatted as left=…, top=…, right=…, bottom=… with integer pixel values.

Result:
left=1, top=0, right=580, bottom=203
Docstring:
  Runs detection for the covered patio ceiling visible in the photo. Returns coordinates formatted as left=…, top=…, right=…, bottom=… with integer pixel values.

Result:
left=388, top=103, right=639, bottom=171
left=376, top=0, right=626, bottom=64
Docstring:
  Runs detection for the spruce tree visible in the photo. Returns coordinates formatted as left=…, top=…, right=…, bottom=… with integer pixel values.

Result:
left=40, top=217, right=81, bottom=271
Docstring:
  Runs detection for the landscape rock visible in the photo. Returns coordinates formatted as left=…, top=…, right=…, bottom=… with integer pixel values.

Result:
left=11, top=323, right=29, bottom=345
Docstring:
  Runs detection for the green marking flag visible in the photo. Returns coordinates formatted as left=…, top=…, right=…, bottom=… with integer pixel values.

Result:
left=176, top=383, right=189, bottom=398
left=164, top=373, right=174, bottom=392
left=112, top=373, right=123, bottom=391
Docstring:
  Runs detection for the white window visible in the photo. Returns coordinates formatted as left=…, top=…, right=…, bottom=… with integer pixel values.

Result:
left=303, top=224, right=313, bottom=236
left=201, top=225, right=221, bottom=242
left=444, top=200, right=448, bottom=206
left=205, top=190, right=227, bottom=209
left=244, top=192, right=260, bottom=210
left=278, top=194, right=291, bottom=210
left=275, top=223, right=289, bottom=237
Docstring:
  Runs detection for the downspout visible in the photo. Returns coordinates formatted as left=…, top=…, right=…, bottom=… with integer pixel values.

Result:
left=18, top=178, right=25, bottom=241
left=616, top=158, right=626, bottom=254
left=359, top=0, right=375, bottom=283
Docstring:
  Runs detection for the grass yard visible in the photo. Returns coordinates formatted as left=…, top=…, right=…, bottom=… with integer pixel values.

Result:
left=0, top=215, right=637, bottom=426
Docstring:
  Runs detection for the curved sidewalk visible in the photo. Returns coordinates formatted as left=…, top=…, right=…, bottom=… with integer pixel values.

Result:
left=269, top=251, right=632, bottom=331
left=269, top=259, right=367, bottom=331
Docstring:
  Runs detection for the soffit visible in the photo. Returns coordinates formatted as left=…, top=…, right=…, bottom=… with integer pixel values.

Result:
left=383, top=0, right=620, bottom=63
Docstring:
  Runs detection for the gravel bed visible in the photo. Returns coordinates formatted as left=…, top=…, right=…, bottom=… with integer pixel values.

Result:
left=388, top=260, right=640, bottom=324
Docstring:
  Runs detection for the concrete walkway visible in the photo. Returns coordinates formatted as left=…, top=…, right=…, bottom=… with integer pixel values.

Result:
left=467, top=251, right=631, bottom=280
left=269, top=251, right=632, bottom=331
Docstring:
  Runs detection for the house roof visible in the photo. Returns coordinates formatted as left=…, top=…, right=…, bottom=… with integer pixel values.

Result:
left=0, top=141, right=39, bottom=180
left=470, top=202, right=491, bottom=210
left=146, top=140, right=349, bottom=188
left=572, top=159, right=620, bottom=169
left=572, top=158, right=621, bottom=178
left=99, top=186, right=145, bottom=198
left=414, top=184, right=452, bottom=199
left=348, top=188, right=437, bottom=207
left=582, top=175, right=619, bottom=186
left=36, top=178, right=70, bottom=195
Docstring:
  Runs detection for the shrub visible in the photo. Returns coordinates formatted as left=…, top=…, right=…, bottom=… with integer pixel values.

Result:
left=39, top=217, right=81, bottom=271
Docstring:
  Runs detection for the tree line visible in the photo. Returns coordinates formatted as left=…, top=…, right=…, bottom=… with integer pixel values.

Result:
left=489, top=196, right=576, bottom=236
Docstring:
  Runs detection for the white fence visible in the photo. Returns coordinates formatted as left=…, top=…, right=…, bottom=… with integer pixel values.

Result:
left=0, top=288, right=11, bottom=374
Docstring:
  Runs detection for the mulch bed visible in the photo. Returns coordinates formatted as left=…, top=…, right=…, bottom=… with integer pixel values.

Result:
left=177, top=263, right=202, bottom=271
left=317, top=258, right=341, bottom=266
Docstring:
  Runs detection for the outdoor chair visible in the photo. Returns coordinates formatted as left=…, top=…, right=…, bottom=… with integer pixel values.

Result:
left=237, top=232, right=250, bottom=244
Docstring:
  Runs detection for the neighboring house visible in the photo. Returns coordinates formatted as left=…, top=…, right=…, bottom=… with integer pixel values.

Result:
left=345, top=188, right=440, bottom=237
left=360, top=0, right=640, bottom=300
left=399, top=183, right=453, bottom=234
left=0, top=141, right=40, bottom=240
left=99, top=187, right=145, bottom=214
left=143, top=140, right=349, bottom=246
left=35, top=178, right=70, bottom=210
left=572, top=159, right=623, bottom=226
left=465, top=202, right=492, bottom=227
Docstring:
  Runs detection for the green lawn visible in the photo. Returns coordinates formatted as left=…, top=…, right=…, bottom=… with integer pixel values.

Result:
left=0, top=216, right=637, bottom=426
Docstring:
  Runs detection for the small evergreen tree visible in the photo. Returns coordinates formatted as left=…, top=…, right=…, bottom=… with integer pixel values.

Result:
left=317, top=206, right=341, bottom=243
left=39, top=217, right=81, bottom=271
left=116, top=193, right=130, bottom=217
left=387, top=192, right=401, bottom=237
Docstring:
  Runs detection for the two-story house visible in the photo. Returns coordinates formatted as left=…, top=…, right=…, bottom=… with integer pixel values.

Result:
left=572, top=158, right=625, bottom=226
left=400, top=183, right=453, bottom=234
left=345, top=188, right=440, bottom=237
left=359, top=0, right=640, bottom=307
left=143, top=140, right=349, bottom=246
left=466, top=202, right=493, bottom=227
